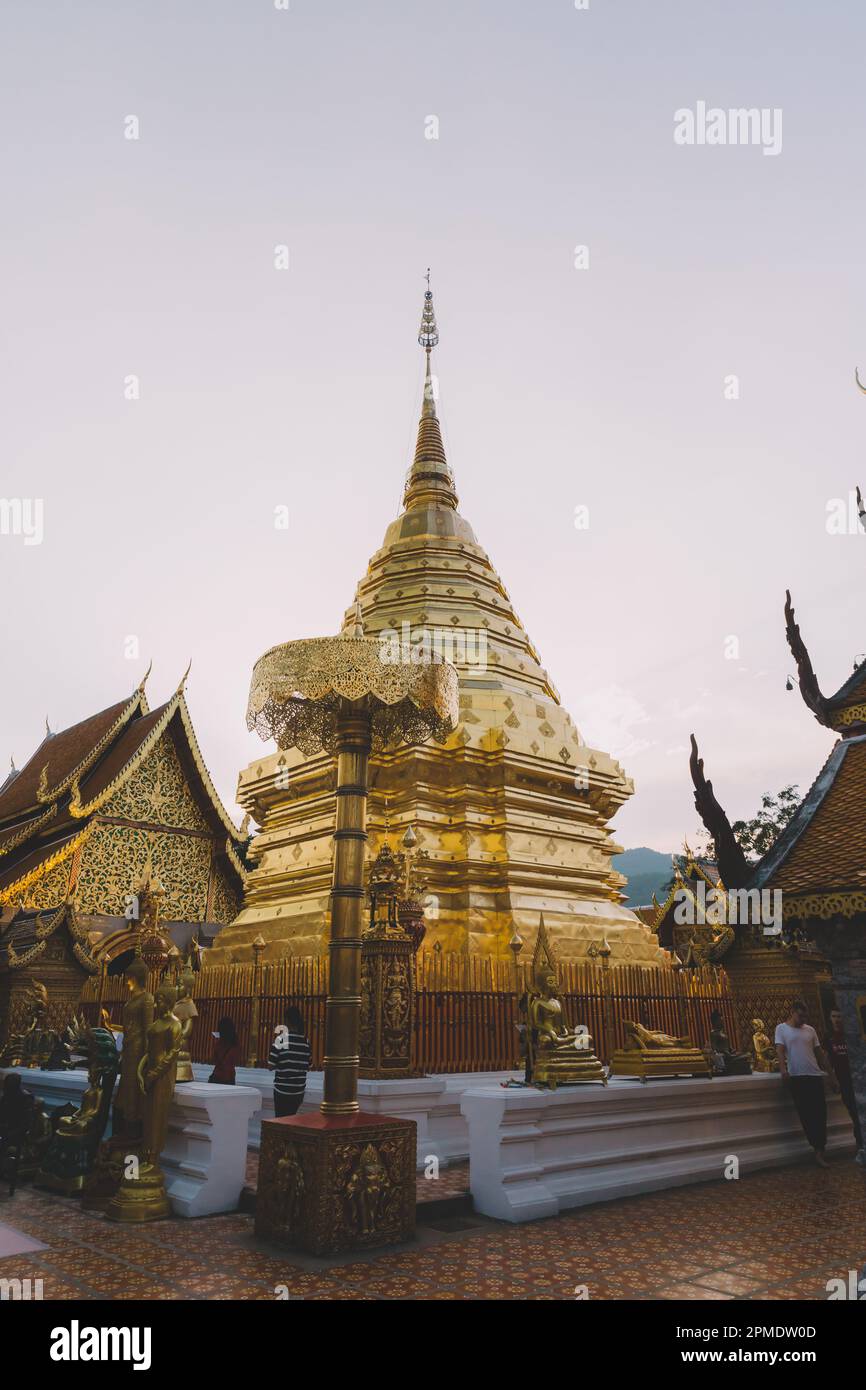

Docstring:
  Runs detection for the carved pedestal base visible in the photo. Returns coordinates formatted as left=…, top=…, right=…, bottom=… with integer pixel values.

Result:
left=533, top=1052, right=607, bottom=1088
left=105, top=1160, right=171, bottom=1223
left=609, top=1048, right=713, bottom=1082
left=255, top=1112, right=416, bottom=1255
left=82, top=1134, right=140, bottom=1212
left=37, top=1141, right=99, bottom=1197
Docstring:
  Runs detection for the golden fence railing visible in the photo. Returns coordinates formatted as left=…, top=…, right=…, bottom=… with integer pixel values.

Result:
left=79, top=953, right=735, bottom=1073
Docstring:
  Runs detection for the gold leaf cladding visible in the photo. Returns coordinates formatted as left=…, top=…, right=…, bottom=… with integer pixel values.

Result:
left=22, top=858, right=73, bottom=910
left=101, top=732, right=210, bottom=833
left=210, top=866, right=241, bottom=925
left=75, top=823, right=210, bottom=920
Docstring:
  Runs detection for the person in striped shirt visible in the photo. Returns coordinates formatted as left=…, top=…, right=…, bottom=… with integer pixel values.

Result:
left=267, top=1006, right=312, bottom=1118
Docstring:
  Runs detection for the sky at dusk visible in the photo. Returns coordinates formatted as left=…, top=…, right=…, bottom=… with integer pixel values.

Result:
left=3, top=0, right=866, bottom=852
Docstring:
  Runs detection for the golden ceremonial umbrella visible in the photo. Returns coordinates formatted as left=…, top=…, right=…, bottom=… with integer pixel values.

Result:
left=247, top=611, right=458, bottom=1115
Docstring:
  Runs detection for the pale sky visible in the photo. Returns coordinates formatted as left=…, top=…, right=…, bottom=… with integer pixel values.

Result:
left=2, top=1, right=865, bottom=852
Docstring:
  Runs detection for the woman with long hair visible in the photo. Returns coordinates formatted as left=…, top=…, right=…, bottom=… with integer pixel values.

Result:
left=209, top=1015, right=242, bottom=1085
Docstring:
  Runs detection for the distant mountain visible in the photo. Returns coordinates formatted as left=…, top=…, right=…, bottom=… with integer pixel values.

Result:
left=612, top=847, right=673, bottom=909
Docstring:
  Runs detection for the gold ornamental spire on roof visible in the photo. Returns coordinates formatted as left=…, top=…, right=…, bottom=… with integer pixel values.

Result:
left=403, top=273, right=458, bottom=513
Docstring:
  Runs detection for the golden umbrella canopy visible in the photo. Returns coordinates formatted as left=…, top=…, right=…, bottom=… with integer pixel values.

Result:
left=246, top=614, right=458, bottom=1115
left=246, top=627, right=459, bottom=755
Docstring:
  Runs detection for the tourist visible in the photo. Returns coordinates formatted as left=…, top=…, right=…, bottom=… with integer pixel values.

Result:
left=267, top=1005, right=312, bottom=1117
left=208, top=1016, right=242, bottom=1084
left=824, top=1008, right=865, bottom=1164
left=775, top=1000, right=839, bottom=1168
left=0, top=1073, right=34, bottom=1196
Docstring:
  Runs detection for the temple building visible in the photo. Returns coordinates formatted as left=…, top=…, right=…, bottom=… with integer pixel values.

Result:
left=686, top=588, right=866, bottom=1054
left=0, top=672, right=247, bottom=980
left=651, top=837, right=830, bottom=1048
left=209, top=288, right=666, bottom=966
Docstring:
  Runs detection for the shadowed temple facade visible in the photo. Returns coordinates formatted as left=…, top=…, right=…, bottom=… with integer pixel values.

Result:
left=208, top=289, right=665, bottom=967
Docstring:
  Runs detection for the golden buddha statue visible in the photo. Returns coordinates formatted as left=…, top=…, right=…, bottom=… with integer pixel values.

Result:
left=750, top=1018, right=779, bottom=1073
left=38, top=1026, right=119, bottom=1194
left=706, top=1009, right=752, bottom=1076
left=525, top=917, right=606, bottom=1088
left=609, top=1018, right=713, bottom=1082
left=113, top=958, right=154, bottom=1138
left=172, top=966, right=198, bottom=1083
left=138, top=982, right=183, bottom=1160
left=106, top=982, right=182, bottom=1223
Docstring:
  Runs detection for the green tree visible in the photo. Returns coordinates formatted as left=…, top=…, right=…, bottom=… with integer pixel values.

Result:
left=699, top=784, right=800, bottom=864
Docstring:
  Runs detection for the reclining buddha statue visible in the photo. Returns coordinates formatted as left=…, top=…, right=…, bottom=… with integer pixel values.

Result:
left=609, top=1018, right=713, bottom=1082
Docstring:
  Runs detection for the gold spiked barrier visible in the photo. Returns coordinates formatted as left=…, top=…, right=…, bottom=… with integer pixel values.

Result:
left=247, top=610, right=457, bottom=1253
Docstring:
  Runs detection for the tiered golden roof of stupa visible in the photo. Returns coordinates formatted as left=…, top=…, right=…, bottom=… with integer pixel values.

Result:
left=209, top=284, right=666, bottom=966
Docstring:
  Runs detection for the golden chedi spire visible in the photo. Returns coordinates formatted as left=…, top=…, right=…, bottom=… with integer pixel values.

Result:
left=404, top=274, right=458, bottom=513
left=222, top=280, right=665, bottom=968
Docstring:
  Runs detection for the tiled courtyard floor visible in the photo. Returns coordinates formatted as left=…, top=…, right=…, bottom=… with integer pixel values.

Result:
left=0, top=1155, right=863, bottom=1301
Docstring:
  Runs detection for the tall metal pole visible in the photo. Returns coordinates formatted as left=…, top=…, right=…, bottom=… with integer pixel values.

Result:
left=321, top=700, right=372, bottom=1115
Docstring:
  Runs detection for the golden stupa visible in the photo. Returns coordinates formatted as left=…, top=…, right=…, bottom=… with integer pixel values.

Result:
left=208, top=284, right=665, bottom=967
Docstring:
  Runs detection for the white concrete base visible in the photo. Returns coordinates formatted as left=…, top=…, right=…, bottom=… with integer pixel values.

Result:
left=4, top=1067, right=260, bottom=1218
left=161, top=1082, right=261, bottom=1217
left=461, top=1073, right=858, bottom=1223
left=2, top=1065, right=92, bottom=1115
left=198, top=1064, right=522, bottom=1168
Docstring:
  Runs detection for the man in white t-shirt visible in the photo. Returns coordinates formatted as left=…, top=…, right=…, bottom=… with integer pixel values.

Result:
left=775, top=1000, right=838, bottom=1168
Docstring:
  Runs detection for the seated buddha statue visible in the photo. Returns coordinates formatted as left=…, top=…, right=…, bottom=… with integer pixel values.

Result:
left=37, top=1026, right=119, bottom=1195
left=706, top=1010, right=752, bottom=1075
left=526, top=964, right=606, bottom=1088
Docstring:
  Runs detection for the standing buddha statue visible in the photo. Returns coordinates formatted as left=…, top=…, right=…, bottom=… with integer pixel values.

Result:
left=172, top=966, right=198, bottom=1083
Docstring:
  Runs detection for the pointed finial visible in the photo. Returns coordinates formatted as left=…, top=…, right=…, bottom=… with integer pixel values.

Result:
left=403, top=275, right=458, bottom=512
left=137, top=658, right=153, bottom=693
left=9, top=755, right=17, bottom=774
left=45, top=717, right=54, bottom=738
left=175, top=660, right=192, bottom=695
left=351, top=600, right=365, bottom=638
left=418, top=274, right=439, bottom=351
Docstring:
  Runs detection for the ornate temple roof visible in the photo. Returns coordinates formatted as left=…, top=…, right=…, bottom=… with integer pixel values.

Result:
left=0, top=899, right=98, bottom=974
left=688, top=591, right=866, bottom=924
left=750, top=734, right=866, bottom=911
left=651, top=848, right=730, bottom=955
left=0, top=675, right=247, bottom=909
left=785, top=590, right=866, bottom=735
left=0, top=694, right=141, bottom=822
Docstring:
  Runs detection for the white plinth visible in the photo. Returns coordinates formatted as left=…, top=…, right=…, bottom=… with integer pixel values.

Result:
left=198, top=1064, right=522, bottom=1167
left=3, top=1067, right=260, bottom=1218
left=2, top=1065, right=92, bottom=1114
left=161, top=1082, right=261, bottom=1217
left=461, top=1073, right=858, bottom=1223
